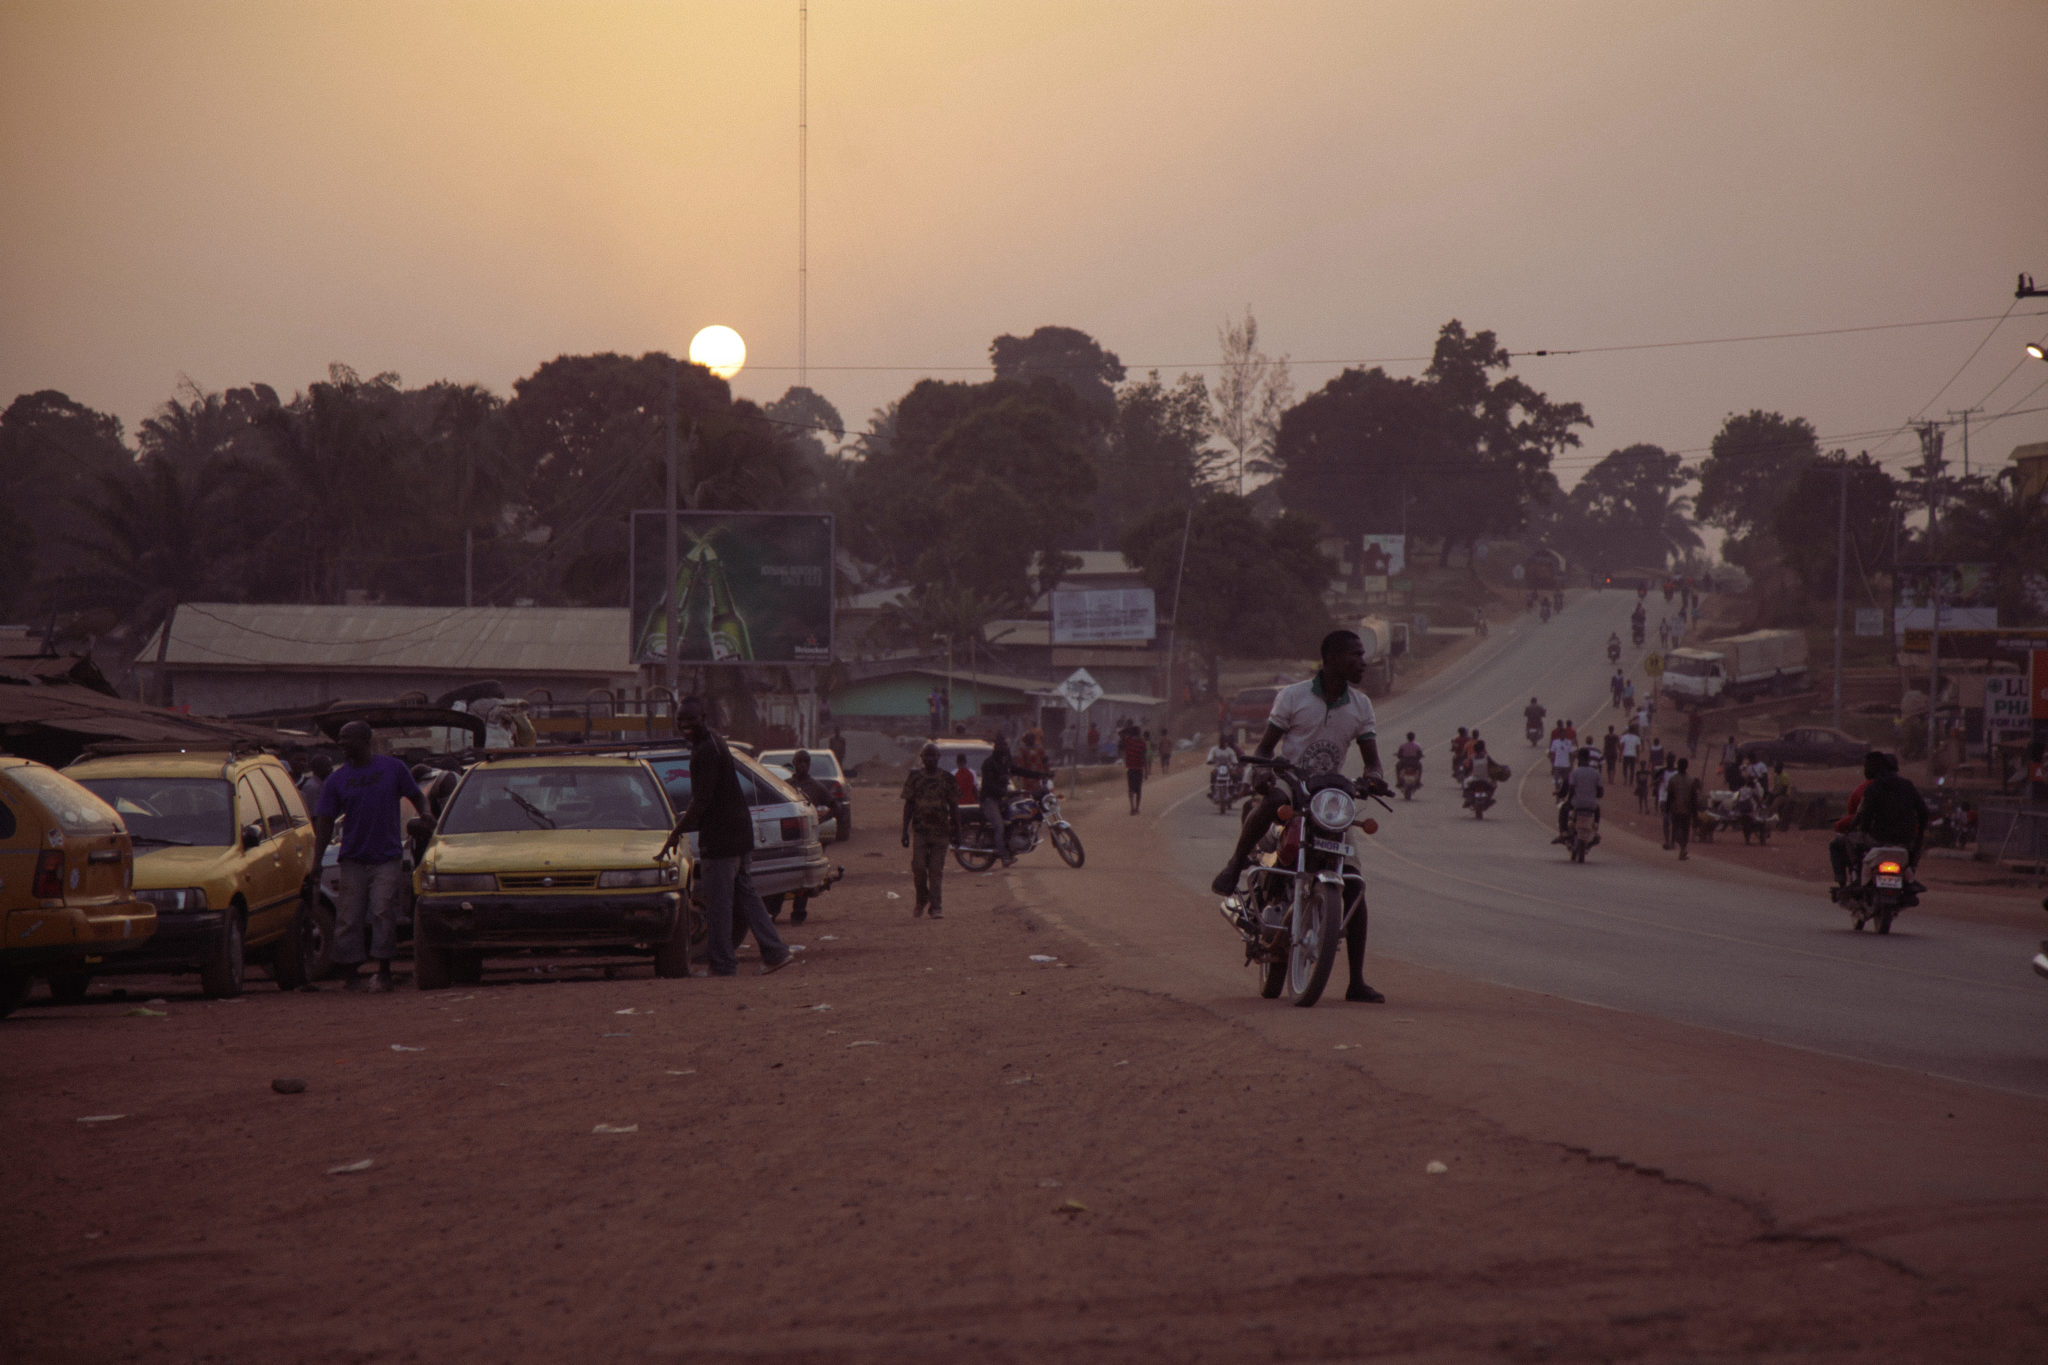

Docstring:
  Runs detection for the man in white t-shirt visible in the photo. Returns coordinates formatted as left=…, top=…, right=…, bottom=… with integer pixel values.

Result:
left=1548, top=732, right=1573, bottom=794
left=1211, top=629, right=1390, bottom=1001
left=1618, top=727, right=1642, bottom=783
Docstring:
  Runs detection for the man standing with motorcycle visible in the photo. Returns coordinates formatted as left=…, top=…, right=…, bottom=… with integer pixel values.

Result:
left=1209, top=629, right=1390, bottom=1003
left=978, top=735, right=1051, bottom=866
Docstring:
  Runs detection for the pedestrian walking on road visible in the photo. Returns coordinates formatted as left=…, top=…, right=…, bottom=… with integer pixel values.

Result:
left=313, top=721, right=427, bottom=994
left=1602, top=726, right=1619, bottom=780
left=1623, top=679, right=1636, bottom=712
left=1648, top=735, right=1665, bottom=775
left=1158, top=732, right=1172, bottom=774
left=1685, top=709, right=1704, bottom=758
left=1657, top=759, right=1677, bottom=847
left=1666, top=759, right=1702, bottom=860
left=658, top=697, right=794, bottom=975
left=1121, top=726, right=1147, bottom=814
left=1619, top=727, right=1641, bottom=784
left=899, top=742, right=963, bottom=919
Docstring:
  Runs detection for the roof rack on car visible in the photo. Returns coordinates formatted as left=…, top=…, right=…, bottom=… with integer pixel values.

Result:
left=74, top=739, right=271, bottom=760
left=473, top=742, right=667, bottom=762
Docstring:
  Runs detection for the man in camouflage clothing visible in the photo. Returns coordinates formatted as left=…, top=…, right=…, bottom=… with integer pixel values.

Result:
left=900, top=742, right=964, bottom=919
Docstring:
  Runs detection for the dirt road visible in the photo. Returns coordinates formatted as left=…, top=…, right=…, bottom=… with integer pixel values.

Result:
left=5, top=775, right=2045, bottom=1362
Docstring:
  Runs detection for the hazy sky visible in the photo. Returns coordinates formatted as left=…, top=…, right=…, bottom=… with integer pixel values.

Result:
left=4, top=0, right=2046, bottom=487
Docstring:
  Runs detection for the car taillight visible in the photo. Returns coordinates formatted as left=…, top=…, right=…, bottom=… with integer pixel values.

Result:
left=1877, top=861, right=1902, bottom=875
left=827, top=781, right=845, bottom=798
left=32, top=849, right=64, bottom=899
left=781, top=817, right=803, bottom=841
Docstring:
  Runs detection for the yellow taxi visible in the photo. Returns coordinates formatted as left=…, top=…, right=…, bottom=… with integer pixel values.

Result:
left=0, top=757, right=154, bottom=1018
left=65, top=748, right=318, bottom=998
left=412, top=752, right=687, bottom=989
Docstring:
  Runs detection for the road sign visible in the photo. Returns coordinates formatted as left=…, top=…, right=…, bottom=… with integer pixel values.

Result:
left=1055, top=667, right=1103, bottom=713
left=1643, top=652, right=1664, bottom=677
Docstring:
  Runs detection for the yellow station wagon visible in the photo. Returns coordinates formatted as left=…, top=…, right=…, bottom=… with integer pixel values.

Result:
left=412, top=753, right=688, bottom=988
left=66, top=748, right=318, bottom=997
left=0, top=757, right=154, bottom=1017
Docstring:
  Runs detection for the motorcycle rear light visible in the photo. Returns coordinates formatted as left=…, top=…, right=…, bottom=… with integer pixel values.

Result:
left=1877, top=861, right=1902, bottom=875
left=32, top=849, right=64, bottom=899
left=780, top=817, right=803, bottom=841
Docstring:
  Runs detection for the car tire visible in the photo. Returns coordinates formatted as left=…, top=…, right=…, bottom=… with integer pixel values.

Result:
left=199, top=911, right=246, bottom=999
left=0, top=969, right=32, bottom=1019
left=45, top=972, right=92, bottom=1005
left=414, top=937, right=453, bottom=991
left=836, top=808, right=852, bottom=843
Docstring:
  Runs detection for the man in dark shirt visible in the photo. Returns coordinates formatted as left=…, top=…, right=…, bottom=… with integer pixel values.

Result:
left=785, top=750, right=847, bottom=840
left=313, top=721, right=427, bottom=993
left=658, top=697, right=792, bottom=977
left=901, top=743, right=963, bottom=918
left=1852, top=751, right=1929, bottom=869
left=978, top=735, right=1050, bottom=865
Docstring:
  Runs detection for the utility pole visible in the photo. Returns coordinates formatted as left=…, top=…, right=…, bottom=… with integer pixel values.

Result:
left=665, top=361, right=680, bottom=697
left=797, top=1, right=808, bottom=390
left=1916, top=422, right=1945, bottom=758
left=1946, top=406, right=1982, bottom=479
left=1162, top=500, right=1194, bottom=732
left=1832, top=458, right=1847, bottom=730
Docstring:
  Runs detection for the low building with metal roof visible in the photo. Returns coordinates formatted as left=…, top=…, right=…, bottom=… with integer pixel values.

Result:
left=137, top=604, right=639, bottom=717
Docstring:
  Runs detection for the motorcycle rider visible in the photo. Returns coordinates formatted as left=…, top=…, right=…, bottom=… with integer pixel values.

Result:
left=1553, top=745, right=1603, bottom=844
left=1523, top=697, right=1546, bottom=743
left=1450, top=726, right=1472, bottom=778
left=1607, top=632, right=1622, bottom=663
left=978, top=735, right=1051, bottom=867
left=1395, top=732, right=1425, bottom=787
left=1462, top=738, right=1497, bottom=799
left=1838, top=751, right=1930, bottom=898
left=1209, top=629, right=1390, bottom=1003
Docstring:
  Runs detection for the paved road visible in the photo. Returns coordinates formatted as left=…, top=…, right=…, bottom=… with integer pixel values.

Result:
left=1156, top=595, right=2048, bottom=1098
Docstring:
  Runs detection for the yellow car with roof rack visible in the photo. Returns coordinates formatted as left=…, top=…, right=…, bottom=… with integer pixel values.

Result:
left=64, top=747, right=319, bottom=998
left=411, top=750, right=688, bottom=989
left=1, top=757, right=155, bottom=1017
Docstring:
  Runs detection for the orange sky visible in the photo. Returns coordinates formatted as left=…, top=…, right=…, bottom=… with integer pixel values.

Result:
left=4, top=0, right=2046, bottom=484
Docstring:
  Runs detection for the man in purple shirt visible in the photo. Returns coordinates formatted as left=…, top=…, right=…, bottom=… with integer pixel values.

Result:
left=314, top=721, right=426, bottom=993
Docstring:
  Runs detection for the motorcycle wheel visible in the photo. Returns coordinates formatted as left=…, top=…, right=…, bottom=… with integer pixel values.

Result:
left=1287, top=883, right=1342, bottom=1007
left=1258, top=949, right=1286, bottom=999
left=953, top=842, right=998, bottom=873
left=1473, top=806, right=1486, bottom=819
left=1875, top=907, right=1896, bottom=935
left=1049, top=825, right=1085, bottom=868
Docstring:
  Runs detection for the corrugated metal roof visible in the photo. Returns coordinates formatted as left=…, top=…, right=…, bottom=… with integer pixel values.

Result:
left=139, top=604, right=635, bottom=675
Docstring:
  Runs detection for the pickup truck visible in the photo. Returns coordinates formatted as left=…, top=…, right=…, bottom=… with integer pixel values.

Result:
left=1661, top=629, right=1808, bottom=708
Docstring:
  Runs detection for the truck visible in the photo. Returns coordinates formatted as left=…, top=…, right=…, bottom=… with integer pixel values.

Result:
left=1355, top=615, right=1410, bottom=693
left=1659, top=629, right=1808, bottom=708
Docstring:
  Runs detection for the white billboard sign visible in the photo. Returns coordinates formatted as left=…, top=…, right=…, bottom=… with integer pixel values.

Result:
left=1986, top=675, right=2031, bottom=744
left=1360, top=534, right=1406, bottom=575
left=1051, top=588, right=1156, bottom=644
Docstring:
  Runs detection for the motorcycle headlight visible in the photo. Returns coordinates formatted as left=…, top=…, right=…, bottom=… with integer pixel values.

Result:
left=1039, top=794, right=1060, bottom=818
left=424, top=872, right=496, bottom=893
left=598, top=867, right=676, bottom=889
left=1307, top=789, right=1356, bottom=831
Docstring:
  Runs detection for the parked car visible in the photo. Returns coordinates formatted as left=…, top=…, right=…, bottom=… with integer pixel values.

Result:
left=412, top=752, right=687, bottom=988
left=1733, top=727, right=1867, bottom=769
left=757, top=747, right=853, bottom=842
left=636, top=745, right=836, bottom=920
left=66, top=748, right=319, bottom=998
left=0, top=758, right=155, bottom=1018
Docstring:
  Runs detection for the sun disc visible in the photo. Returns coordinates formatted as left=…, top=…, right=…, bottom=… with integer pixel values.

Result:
left=689, top=325, right=747, bottom=379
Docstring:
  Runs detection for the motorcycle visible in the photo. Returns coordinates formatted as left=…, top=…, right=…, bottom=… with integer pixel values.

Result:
left=1218, top=757, right=1388, bottom=1007
left=953, top=790, right=1085, bottom=870
left=1209, top=759, right=1244, bottom=814
left=1525, top=590, right=1538, bottom=612
left=1607, top=638, right=1622, bottom=665
left=1831, top=843, right=1917, bottom=933
left=1631, top=620, right=1646, bottom=647
left=1462, top=765, right=1499, bottom=818
left=1526, top=719, right=1542, bottom=747
left=1553, top=590, right=1565, bottom=613
left=1395, top=760, right=1422, bottom=801
left=1566, top=808, right=1600, bottom=863
left=1539, top=600, right=1552, bottom=623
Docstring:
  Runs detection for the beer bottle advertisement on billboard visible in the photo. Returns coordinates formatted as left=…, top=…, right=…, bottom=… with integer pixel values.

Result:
left=630, top=511, right=833, bottom=665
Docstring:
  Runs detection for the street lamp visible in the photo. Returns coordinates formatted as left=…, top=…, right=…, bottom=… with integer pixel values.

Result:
left=2026, top=340, right=2046, bottom=362
left=665, top=326, right=746, bottom=696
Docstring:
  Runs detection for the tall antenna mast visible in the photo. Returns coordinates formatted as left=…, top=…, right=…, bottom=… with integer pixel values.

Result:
left=798, top=1, right=808, bottom=389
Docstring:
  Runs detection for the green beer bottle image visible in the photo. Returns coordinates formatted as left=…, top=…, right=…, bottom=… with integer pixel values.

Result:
left=700, top=541, right=755, bottom=662
left=635, top=553, right=702, bottom=664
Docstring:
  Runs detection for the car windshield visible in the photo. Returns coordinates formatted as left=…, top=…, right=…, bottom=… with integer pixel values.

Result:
left=74, top=776, right=233, bottom=845
left=439, top=767, right=671, bottom=834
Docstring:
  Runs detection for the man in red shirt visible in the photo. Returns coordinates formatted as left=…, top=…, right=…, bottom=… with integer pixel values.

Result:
left=952, top=753, right=977, bottom=806
left=1120, top=725, right=1147, bottom=814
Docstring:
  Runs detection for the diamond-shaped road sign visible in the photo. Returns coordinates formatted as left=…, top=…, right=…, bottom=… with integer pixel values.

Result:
left=1055, top=667, right=1103, bottom=712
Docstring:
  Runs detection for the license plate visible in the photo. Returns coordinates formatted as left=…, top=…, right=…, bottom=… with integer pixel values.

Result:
left=1312, top=838, right=1352, bottom=856
left=1875, top=874, right=1902, bottom=889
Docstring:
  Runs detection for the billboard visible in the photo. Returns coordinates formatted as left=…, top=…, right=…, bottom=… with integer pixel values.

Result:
left=1360, top=534, right=1406, bottom=576
left=629, top=511, right=833, bottom=665
left=1051, top=588, right=1156, bottom=644
left=1894, top=562, right=1998, bottom=637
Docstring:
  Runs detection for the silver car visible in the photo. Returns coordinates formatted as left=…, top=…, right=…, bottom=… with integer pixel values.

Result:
left=635, top=746, right=835, bottom=919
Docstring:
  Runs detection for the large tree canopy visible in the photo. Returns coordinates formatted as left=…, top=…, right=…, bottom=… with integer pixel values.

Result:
left=1695, top=410, right=1820, bottom=559
left=1769, top=452, right=1897, bottom=604
left=989, top=325, right=1125, bottom=422
left=1095, top=371, right=1214, bottom=548
left=1551, top=444, right=1702, bottom=572
left=1267, top=321, right=1589, bottom=558
left=0, top=390, right=134, bottom=621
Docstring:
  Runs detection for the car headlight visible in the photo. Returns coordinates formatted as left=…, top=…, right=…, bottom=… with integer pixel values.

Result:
left=1307, top=789, right=1356, bottom=831
left=424, top=872, right=496, bottom=893
left=597, top=867, right=675, bottom=889
left=138, top=886, right=207, bottom=912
